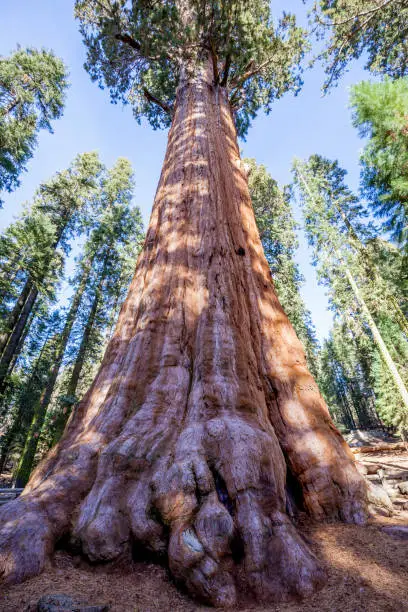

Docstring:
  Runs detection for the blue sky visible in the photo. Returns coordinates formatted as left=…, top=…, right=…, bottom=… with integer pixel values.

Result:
left=0, top=1, right=370, bottom=341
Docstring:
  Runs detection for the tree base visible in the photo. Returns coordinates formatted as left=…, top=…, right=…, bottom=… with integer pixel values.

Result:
left=0, top=412, right=365, bottom=606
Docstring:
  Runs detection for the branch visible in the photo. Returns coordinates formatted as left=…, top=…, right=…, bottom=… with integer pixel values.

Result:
left=230, top=58, right=270, bottom=91
left=323, top=8, right=382, bottom=90
left=209, top=40, right=219, bottom=85
left=316, top=0, right=398, bottom=27
left=115, top=31, right=176, bottom=63
left=220, top=53, right=231, bottom=87
left=229, top=88, right=246, bottom=111
left=114, top=33, right=141, bottom=51
left=2, top=95, right=19, bottom=116
left=143, top=87, right=173, bottom=116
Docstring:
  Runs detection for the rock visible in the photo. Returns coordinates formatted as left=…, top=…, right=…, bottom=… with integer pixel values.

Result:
left=367, top=482, right=394, bottom=515
left=381, top=526, right=408, bottom=540
left=397, top=481, right=408, bottom=495
left=356, top=462, right=368, bottom=476
left=366, top=474, right=381, bottom=483
left=383, top=484, right=398, bottom=500
left=35, top=594, right=110, bottom=612
left=364, top=463, right=380, bottom=475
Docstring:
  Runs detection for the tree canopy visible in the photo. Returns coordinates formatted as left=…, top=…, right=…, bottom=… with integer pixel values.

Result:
left=311, top=0, right=408, bottom=91
left=74, top=0, right=307, bottom=136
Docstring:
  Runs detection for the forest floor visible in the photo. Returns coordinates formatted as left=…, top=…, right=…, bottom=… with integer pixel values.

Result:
left=1, top=511, right=407, bottom=612
left=1, top=439, right=407, bottom=612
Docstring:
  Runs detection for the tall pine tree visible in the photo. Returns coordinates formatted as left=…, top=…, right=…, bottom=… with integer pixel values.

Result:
left=0, top=152, right=103, bottom=394
left=293, top=154, right=408, bottom=436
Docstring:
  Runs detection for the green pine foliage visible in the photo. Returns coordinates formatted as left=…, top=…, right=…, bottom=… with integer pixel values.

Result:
left=0, top=47, right=68, bottom=203
left=0, top=150, right=103, bottom=306
left=350, top=78, right=408, bottom=250
left=0, top=210, right=57, bottom=310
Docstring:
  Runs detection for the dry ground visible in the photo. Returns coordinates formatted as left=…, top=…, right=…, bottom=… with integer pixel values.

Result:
left=1, top=440, right=407, bottom=612
left=1, top=513, right=407, bottom=612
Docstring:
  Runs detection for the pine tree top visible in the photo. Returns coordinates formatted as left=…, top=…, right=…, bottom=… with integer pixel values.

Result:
left=0, top=47, right=68, bottom=202
left=350, top=78, right=408, bottom=248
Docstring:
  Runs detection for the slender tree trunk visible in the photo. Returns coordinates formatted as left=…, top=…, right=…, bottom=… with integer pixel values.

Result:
left=0, top=286, right=38, bottom=394
left=333, top=198, right=408, bottom=336
left=0, top=62, right=366, bottom=606
left=13, top=263, right=92, bottom=486
left=0, top=224, right=68, bottom=391
left=52, top=280, right=101, bottom=446
left=7, top=304, right=37, bottom=376
left=0, top=330, right=53, bottom=473
left=344, top=268, right=408, bottom=414
left=0, top=277, right=33, bottom=356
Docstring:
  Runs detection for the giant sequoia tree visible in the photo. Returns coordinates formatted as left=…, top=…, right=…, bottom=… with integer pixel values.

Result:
left=0, top=2, right=366, bottom=606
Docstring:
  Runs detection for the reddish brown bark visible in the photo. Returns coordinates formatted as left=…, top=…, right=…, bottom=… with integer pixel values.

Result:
left=0, top=64, right=367, bottom=607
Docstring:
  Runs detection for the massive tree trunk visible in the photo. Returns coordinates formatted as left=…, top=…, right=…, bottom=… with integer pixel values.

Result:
left=0, top=64, right=367, bottom=607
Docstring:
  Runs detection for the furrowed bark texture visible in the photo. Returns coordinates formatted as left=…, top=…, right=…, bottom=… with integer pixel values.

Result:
left=0, top=65, right=367, bottom=607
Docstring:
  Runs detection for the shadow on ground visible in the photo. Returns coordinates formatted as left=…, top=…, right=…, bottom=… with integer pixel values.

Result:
left=1, top=513, right=407, bottom=612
